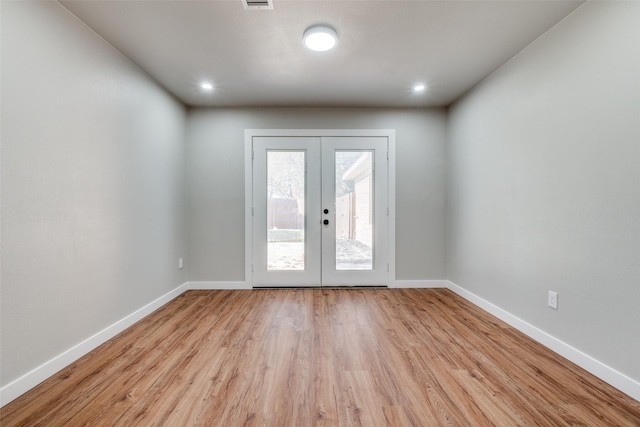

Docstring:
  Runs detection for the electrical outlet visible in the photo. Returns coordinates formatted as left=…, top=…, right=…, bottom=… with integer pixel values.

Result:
left=548, top=291, right=558, bottom=309
left=178, top=258, right=184, bottom=270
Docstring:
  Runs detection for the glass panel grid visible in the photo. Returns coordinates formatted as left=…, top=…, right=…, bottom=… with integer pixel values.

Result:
left=267, top=151, right=305, bottom=270
left=335, top=151, right=373, bottom=270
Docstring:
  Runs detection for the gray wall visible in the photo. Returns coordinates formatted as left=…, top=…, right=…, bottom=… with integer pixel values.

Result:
left=447, top=1, right=640, bottom=381
left=1, top=1, right=187, bottom=386
left=187, top=108, right=447, bottom=282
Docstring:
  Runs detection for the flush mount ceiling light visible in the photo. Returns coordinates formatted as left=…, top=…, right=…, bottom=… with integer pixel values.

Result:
left=413, top=83, right=426, bottom=92
left=303, top=25, right=338, bottom=52
left=200, top=82, right=214, bottom=91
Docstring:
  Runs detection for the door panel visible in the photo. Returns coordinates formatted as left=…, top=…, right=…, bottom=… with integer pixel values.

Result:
left=252, top=137, right=321, bottom=286
left=321, top=137, right=388, bottom=286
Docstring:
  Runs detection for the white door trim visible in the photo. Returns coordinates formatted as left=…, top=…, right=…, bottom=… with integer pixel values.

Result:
left=245, top=129, right=396, bottom=286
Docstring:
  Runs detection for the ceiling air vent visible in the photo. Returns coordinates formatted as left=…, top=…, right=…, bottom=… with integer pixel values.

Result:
left=242, top=0, right=274, bottom=10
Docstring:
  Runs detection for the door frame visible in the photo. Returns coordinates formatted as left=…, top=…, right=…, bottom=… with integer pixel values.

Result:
left=244, top=129, right=396, bottom=287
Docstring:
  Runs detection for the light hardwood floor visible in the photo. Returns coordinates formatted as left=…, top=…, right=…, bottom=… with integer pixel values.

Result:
left=1, top=289, right=639, bottom=426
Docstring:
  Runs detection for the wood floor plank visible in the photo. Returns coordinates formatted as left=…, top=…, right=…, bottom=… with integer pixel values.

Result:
left=2, top=288, right=639, bottom=426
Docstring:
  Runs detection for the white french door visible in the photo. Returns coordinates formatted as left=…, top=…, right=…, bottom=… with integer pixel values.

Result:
left=250, top=135, right=390, bottom=287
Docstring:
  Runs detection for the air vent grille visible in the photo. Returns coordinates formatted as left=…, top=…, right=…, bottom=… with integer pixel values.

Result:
left=242, top=0, right=274, bottom=10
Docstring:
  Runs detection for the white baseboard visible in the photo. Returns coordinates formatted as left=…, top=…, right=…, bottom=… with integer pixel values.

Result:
left=391, top=280, right=448, bottom=288
left=446, top=281, right=640, bottom=401
left=186, top=281, right=251, bottom=290
left=0, top=282, right=189, bottom=407
left=187, top=281, right=447, bottom=290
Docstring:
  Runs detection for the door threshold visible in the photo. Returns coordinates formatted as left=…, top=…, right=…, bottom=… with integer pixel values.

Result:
left=252, top=285, right=388, bottom=289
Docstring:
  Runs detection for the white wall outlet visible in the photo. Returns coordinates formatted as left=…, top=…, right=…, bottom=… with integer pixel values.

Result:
left=178, top=258, right=184, bottom=270
left=548, top=290, right=558, bottom=309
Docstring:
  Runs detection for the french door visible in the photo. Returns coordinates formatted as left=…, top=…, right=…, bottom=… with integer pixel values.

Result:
left=251, top=135, right=389, bottom=287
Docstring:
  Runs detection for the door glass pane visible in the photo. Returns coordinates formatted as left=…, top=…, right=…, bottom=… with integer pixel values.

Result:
left=267, top=151, right=305, bottom=270
left=335, top=151, right=373, bottom=270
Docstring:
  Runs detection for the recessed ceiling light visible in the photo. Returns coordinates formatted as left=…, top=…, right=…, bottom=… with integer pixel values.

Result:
left=413, top=84, right=426, bottom=92
left=303, top=25, right=338, bottom=52
left=200, top=82, right=214, bottom=91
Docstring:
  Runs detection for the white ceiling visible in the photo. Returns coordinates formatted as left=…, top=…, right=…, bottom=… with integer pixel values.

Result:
left=60, top=0, right=584, bottom=108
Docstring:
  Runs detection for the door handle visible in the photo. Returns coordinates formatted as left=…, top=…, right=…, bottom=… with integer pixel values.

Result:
left=323, top=219, right=329, bottom=225
left=323, top=209, right=329, bottom=214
